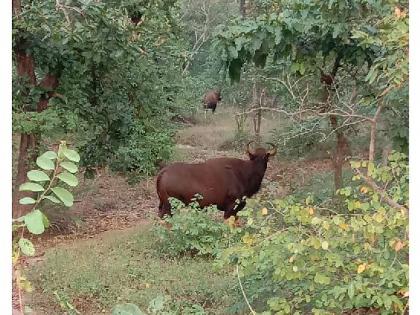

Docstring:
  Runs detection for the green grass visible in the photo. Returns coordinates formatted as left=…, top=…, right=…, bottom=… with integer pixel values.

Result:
left=27, top=223, right=241, bottom=314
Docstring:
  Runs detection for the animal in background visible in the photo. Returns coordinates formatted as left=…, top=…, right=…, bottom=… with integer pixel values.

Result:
left=156, top=141, right=277, bottom=220
left=203, top=89, right=222, bottom=113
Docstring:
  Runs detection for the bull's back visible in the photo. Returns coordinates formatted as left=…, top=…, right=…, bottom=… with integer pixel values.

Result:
left=204, top=92, right=218, bottom=104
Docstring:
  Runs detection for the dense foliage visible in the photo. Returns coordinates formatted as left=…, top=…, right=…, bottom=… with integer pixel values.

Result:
left=214, top=0, right=409, bottom=161
left=157, top=153, right=408, bottom=314
left=13, top=0, right=188, bottom=179
left=154, top=198, right=235, bottom=257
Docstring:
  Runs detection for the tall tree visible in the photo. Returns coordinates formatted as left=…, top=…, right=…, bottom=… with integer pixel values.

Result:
left=214, top=0, right=408, bottom=190
left=12, top=0, right=182, bottom=217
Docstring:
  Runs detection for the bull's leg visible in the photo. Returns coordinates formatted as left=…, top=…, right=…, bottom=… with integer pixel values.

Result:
left=158, top=200, right=172, bottom=219
left=223, top=200, right=246, bottom=226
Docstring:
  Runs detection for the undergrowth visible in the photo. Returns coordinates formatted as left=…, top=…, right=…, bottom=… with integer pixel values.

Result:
left=27, top=225, right=239, bottom=314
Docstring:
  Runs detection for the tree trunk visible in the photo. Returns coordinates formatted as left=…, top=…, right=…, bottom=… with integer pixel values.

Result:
left=369, top=120, right=377, bottom=162
left=13, top=134, right=38, bottom=218
left=320, top=54, right=350, bottom=191
left=254, top=108, right=262, bottom=142
left=12, top=45, right=38, bottom=218
left=12, top=1, right=59, bottom=217
left=330, top=115, right=350, bottom=191
left=240, top=0, right=246, bottom=18
left=369, top=104, right=383, bottom=162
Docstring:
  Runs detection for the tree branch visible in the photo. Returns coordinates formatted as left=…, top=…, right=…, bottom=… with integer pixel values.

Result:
left=355, top=168, right=408, bottom=212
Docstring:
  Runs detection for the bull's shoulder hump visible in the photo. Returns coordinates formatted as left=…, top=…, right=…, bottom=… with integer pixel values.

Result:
left=159, top=162, right=194, bottom=172
left=205, top=157, right=246, bottom=168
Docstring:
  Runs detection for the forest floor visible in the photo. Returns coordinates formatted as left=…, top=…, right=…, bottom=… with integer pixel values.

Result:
left=25, top=110, right=336, bottom=254
left=16, top=108, right=348, bottom=314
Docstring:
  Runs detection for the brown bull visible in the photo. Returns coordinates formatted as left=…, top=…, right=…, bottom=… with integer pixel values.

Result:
left=203, top=89, right=222, bottom=113
left=156, top=142, right=277, bottom=219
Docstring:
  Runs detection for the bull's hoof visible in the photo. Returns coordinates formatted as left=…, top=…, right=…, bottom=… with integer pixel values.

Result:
left=234, top=218, right=243, bottom=227
left=224, top=216, right=241, bottom=228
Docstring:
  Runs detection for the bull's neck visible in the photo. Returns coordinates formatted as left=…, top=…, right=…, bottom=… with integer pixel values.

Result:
left=245, top=160, right=267, bottom=196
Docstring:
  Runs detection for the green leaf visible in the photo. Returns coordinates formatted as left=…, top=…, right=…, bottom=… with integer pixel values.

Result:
left=314, top=273, right=331, bottom=285
left=348, top=283, right=355, bottom=299
left=227, top=46, right=238, bottom=59
left=42, top=195, right=61, bottom=204
left=19, top=182, right=44, bottom=192
left=290, top=62, right=301, bottom=73
left=36, top=156, right=55, bottom=170
left=42, top=213, right=50, bottom=228
left=40, top=151, right=57, bottom=160
left=60, top=161, right=78, bottom=173
left=57, top=142, right=67, bottom=159
left=51, top=187, right=74, bottom=207
left=19, top=197, right=36, bottom=205
left=367, top=162, right=374, bottom=176
left=148, top=295, right=166, bottom=312
left=57, top=172, right=79, bottom=187
left=112, top=303, right=145, bottom=315
left=24, top=209, right=45, bottom=234
left=27, top=170, right=50, bottom=182
left=63, top=148, right=80, bottom=162
left=18, top=238, right=35, bottom=256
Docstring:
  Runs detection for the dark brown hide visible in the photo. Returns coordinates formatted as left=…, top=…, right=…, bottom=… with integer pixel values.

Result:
left=203, top=89, right=222, bottom=113
left=156, top=143, right=276, bottom=219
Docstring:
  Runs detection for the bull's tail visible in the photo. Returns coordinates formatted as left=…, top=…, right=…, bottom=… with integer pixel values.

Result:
left=156, top=170, right=171, bottom=218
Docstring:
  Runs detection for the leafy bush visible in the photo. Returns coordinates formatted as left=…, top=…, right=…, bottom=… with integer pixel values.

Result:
left=113, top=295, right=206, bottom=315
left=269, top=117, right=335, bottom=160
left=154, top=198, right=238, bottom=258
left=109, top=122, right=173, bottom=178
left=217, top=152, right=409, bottom=314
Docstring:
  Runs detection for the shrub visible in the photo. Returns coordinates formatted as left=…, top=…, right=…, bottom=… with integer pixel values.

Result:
left=110, top=122, right=173, bottom=178
left=269, top=117, right=334, bottom=160
left=218, top=152, right=409, bottom=314
left=154, top=198, right=239, bottom=258
left=113, top=295, right=206, bottom=315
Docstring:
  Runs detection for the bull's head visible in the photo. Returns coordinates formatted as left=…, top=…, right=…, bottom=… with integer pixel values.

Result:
left=246, top=141, right=277, bottom=161
left=215, top=89, right=222, bottom=101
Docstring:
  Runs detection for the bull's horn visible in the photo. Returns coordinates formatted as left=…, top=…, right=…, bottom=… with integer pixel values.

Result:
left=266, top=142, right=277, bottom=156
left=246, top=141, right=256, bottom=155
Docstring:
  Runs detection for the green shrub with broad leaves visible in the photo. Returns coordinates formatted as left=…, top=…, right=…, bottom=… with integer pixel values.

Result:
left=113, top=295, right=206, bottom=315
left=13, top=141, right=80, bottom=294
left=216, top=152, right=408, bottom=314
left=154, top=198, right=239, bottom=258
